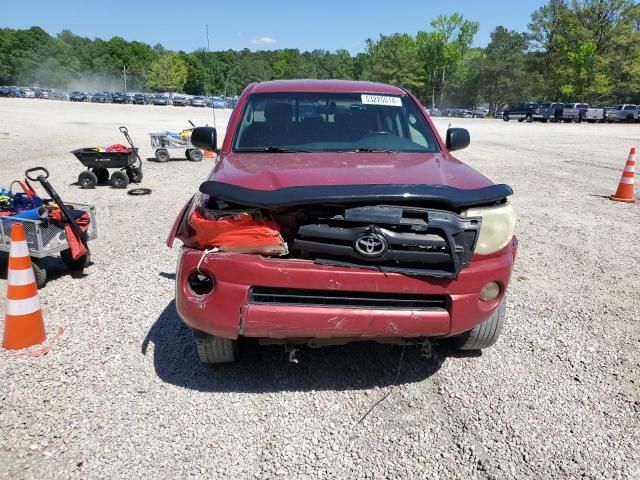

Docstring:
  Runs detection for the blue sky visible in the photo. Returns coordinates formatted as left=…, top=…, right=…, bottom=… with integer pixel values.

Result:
left=0, top=0, right=546, bottom=53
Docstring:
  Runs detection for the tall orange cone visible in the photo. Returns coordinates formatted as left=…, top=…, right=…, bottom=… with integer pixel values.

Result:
left=611, top=147, right=636, bottom=203
left=2, top=224, right=46, bottom=350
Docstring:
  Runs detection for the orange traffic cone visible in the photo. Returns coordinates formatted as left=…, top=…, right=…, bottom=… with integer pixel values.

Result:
left=203, top=149, right=215, bottom=159
left=611, top=147, right=636, bottom=203
left=2, top=224, right=46, bottom=350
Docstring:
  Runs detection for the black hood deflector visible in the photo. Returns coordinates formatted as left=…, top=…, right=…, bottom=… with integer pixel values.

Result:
left=199, top=181, right=513, bottom=210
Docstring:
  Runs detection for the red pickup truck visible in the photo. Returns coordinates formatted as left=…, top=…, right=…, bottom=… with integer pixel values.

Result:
left=168, top=80, right=517, bottom=364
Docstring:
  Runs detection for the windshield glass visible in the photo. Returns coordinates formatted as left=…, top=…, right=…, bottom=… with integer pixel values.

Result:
left=233, top=92, right=440, bottom=152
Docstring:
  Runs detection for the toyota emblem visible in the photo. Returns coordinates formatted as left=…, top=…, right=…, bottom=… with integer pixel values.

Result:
left=354, top=233, right=387, bottom=257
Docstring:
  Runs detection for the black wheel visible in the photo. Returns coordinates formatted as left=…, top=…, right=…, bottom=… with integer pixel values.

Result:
left=502, top=114, right=509, bottom=122
left=185, top=149, right=191, bottom=160
left=78, top=171, right=98, bottom=189
left=110, top=170, right=129, bottom=189
left=91, top=167, right=109, bottom=184
left=155, top=149, right=170, bottom=162
left=189, top=149, right=203, bottom=162
left=60, top=249, right=91, bottom=271
left=31, top=259, right=47, bottom=289
left=126, top=167, right=143, bottom=184
left=454, top=297, right=507, bottom=350
left=525, top=113, right=533, bottom=123
left=192, top=329, right=237, bottom=364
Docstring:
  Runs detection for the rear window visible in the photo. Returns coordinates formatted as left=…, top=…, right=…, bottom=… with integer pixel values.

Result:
left=623, top=105, right=636, bottom=110
left=233, top=92, right=440, bottom=153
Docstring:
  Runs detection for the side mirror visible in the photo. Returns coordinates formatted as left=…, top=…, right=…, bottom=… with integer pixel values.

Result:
left=191, top=127, right=218, bottom=151
left=446, top=127, right=470, bottom=151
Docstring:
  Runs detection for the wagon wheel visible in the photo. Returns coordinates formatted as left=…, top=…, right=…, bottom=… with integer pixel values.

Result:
left=155, top=149, right=170, bottom=162
left=126, top=167, right=144, bottom=184
left=110, top=170, right=129, bottom=189
left=31, top=259, right=47, bottom=288
left=78, top=171, right=98, bottom=189
left=189, top=149, right=203, bottom=162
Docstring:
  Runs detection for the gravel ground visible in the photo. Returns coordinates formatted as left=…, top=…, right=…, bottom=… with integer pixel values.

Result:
left=0, top=98, right=638, bottom=479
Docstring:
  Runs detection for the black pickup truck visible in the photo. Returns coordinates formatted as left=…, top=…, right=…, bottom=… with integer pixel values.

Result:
left=502, top=102, right=541, bottom=123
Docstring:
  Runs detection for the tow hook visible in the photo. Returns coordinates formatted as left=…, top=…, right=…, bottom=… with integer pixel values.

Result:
left=285, top=345, right=300, bottom=364
left=420, top=340, right=433, bottom=359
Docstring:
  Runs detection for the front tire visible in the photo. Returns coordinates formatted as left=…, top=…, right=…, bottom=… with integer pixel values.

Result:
left=454, top=298, right=506, bottom=350
left=193, top=329, right=237, bottom=364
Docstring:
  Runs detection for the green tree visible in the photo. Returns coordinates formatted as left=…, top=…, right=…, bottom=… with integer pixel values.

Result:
left=146, top=53, right=188, bottom=92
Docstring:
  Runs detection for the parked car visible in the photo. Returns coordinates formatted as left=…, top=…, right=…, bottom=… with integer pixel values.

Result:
left=132, top=93, right=147, bottom=105
left=172, top=95, right=188, bottom=106
left=604, top=106, right=618, bottom=122
left=608, top=104, right=639, bottom=123
left=49, top=89, right=68, bottom=101
left=153, top=94, right=169, bottom=105
left=112, top=92, right=129, bottom=104
left=91, top=92, right=110, bottom=103
left=562, top=103, right=589, bottom=123
left=502, top=102, right=541, bottom=122
left=69, top=91, right=88, bottom=102
left=191, top=96, right=206, bottom=107
left=20, top=87, right=36, bottom=98
left=538, top=102, right=565, bottom=122
left=583, top=106, right=605, bottom=123
left=168, top=79, right=517, bottom=364
left=0, top=86, right=13, bottom=97
left=211, top=96, right=226, bottom=108
left=470, top=109, right=488, bottom=118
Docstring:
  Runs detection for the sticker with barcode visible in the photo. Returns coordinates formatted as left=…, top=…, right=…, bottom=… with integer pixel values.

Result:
left=361, top=94, right=402, bottom=107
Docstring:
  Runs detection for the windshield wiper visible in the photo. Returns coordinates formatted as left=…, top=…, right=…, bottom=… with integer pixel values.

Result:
left=236, top=146, right=311, bottom=153
left=352, top=147, right=396, bottom=153
left=263, top=146, right=311, bottom=153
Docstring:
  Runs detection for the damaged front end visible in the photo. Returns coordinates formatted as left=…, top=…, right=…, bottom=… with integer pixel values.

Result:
left=171, top=182, right=514, bottom=279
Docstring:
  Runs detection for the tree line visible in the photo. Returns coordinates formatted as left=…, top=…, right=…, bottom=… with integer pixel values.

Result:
left=0, top=0, right=638, bottom=110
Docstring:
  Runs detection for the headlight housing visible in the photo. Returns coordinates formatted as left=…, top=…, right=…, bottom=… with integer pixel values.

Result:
left=462, top=203, right=516, bottom=255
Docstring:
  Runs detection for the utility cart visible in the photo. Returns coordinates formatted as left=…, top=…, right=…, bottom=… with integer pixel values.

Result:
left=1, top=167, right=98, bottom=288
left=149, top=122, right=203, bottom=162
left=71, top=126, right=144, bottom=189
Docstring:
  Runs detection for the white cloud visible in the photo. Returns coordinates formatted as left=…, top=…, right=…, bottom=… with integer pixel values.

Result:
left=251, top=37, right=276, bottom=45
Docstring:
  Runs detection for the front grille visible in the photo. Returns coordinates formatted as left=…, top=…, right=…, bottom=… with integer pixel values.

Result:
left=250, top=287, right=448, bottom=310
left=292, top=206, right=480, bottom=278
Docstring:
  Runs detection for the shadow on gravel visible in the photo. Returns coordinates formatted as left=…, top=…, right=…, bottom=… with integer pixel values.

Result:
left=142, top=301, right=447, bottom=393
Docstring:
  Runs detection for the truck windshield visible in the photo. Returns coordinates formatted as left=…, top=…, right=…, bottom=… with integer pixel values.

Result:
left=233, top=92, right=440, bottom=153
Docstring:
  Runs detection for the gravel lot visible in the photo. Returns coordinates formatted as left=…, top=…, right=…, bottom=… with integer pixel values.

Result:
left=1, top=98, right=638, bottom=479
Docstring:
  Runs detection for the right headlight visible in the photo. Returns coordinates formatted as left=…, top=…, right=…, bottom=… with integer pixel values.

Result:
left=461, top=203, right=516, bottom=255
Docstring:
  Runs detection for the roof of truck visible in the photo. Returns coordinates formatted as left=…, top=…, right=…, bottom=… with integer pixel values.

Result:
left=250, top=79, right=407, bottom=95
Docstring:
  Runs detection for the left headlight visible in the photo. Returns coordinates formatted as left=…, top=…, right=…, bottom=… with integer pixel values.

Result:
left=462, top=203, right=516, bottom=255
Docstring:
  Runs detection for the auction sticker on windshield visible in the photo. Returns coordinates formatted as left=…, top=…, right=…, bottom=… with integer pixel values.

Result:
left=361, top=94, right=402, bottom=107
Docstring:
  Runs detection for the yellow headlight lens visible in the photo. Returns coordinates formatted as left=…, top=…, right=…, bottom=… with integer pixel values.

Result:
left=463, top=203, right=516, bottom=255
